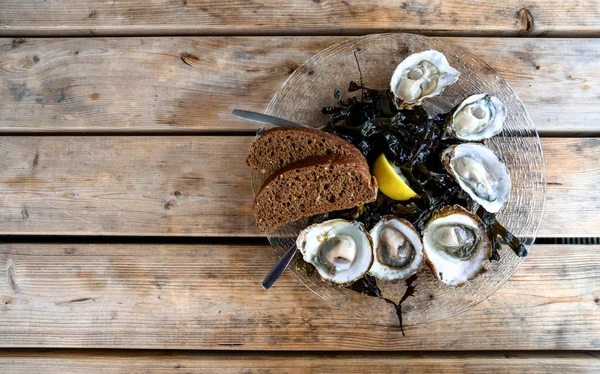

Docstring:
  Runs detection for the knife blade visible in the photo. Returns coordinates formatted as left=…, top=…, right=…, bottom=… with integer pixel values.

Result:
left=232, top=109, right=310, bottom=129
left=262, top=245, right=298, bottom=290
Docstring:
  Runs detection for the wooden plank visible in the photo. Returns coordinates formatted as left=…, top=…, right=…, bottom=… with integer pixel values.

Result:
left=1, top=37, right=598, bottom=134
left=542, top=138, right=600, bottom=237
left=0, top=1, right=598, bottom=36
left=0, top=136, right=596, bottom=237
left=0, top=136, right=254, bottom=236
left=0, top=351, right=599, bottom=373
left=0, top=243, right=598, bottom=350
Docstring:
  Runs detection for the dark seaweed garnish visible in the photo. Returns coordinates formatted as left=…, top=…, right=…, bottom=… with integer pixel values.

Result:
left=317, top=81, right=527, bottom=328
left=345, top=273, right=418, bottom=336
left=346, top=274, right=384, bottom=298
left=304, top=59, right=527, bottom=330
left=320, top=81, right=526, bottom=258
left=344, top=274, right=405, bottom=331
left=321, top=81, right=471, bottom=234
left=478, top=208, right=528, bottom=257
left=397, top=274, right=419, bottom=336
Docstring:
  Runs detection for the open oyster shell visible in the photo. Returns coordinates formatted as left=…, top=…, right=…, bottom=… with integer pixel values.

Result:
left=442, top=143, right=511, bottom=213
left=297, top=219, right=373, bottom=285
left=445, top=94, right=506, bottom=141
left=368, top=216, right=424, bottom=281
left=390, top=50, right=459, bottom=108
left=422, top=205, right=491, bottom=286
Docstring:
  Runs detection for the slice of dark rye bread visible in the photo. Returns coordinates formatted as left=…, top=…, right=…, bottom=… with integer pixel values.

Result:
left=246, top=127, right=363, bottom=175
left=253, top=154, right=378, bottom=232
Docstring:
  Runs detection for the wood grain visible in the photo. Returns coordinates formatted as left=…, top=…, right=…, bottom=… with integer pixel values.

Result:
left=1, top=37, right=598, bottom=134
left=0, top=243, right=598, bottom=350
left=1, top=351, right=599, bottom=373
left=0, top=136, right=254, bottom=236
left=0, top=1, right=598, bottom=36
left=0, top=136, right=596, bottom=237
left=543, top=138, right=600, bottom=237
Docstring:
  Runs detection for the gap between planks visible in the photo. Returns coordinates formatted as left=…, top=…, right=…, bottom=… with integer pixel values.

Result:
left=0, top=235, right=592, bottom=246
left=3, top=31, right=600, bottom=38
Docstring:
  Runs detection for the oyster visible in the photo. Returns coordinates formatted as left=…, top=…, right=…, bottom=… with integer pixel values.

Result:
left=445, top=94, right=506, bottom=141
left=368, top=216, right=423, bottom=281
left=390, top=50, right=459, bottom=108
left=422, top=205, right=491, bottom=286
left=442, top=143, right=511, bottom=213
left=297, top=219, right=373, bottom=285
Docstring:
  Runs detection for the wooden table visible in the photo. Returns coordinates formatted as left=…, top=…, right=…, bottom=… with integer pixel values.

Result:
left=0, top=1, right=599, bottom=372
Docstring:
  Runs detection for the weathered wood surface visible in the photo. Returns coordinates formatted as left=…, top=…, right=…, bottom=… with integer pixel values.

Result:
left=1, top=351, right=599, bottom=373
left=1, top=37, right=598, bottom=134
left=0, top=243, right=598, bottom=349
left=0, top=136, right=254, bottom=236
left=542, top=138, right=600, bottom=237
left=0, top=1, right=597, bottom=36
left=0, top=137, right=596, bottom=237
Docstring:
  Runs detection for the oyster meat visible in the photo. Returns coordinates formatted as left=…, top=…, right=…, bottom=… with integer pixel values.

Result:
left=442, top=143, right=511, bottom=213
left=390, top=50, right=459, bottom=108
left=445, top=94, right=506, bottom=141
left=297, top=219, right=373, bottom=285
left=422, top=205, right=491, bottom=286
left=368, top=216, right=423, bottom=281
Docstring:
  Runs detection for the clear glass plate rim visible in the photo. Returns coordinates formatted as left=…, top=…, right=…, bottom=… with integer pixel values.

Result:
left=255, top=32, right=548, bottom=326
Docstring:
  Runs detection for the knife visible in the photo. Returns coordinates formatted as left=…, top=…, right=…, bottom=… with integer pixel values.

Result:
left=261, top=245, right=298, bottom=290
left=234, top=108, right=309, bottom=289
left=232, top=109, right=311, bottom=129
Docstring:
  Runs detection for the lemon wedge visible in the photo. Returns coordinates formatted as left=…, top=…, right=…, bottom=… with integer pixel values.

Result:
left=372, top=153, right=419, bottom=201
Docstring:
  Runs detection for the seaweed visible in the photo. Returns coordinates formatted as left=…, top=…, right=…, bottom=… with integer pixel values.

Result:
left=397, top=273, right=419, bottom=336
left=321, top=82, right=528, bottom=257
left=345, top=274, right=405, bottom=332
left=323, top=85, right=446, bottom=167
left=309, top=78, right=527, bottom=329
left=477, top=208, right=528, bottom=258
left=345, top=273, right=418, bottom=336
left=346, top=274, right=384, bottom=298
left=321, top=92, right=468, bottom=234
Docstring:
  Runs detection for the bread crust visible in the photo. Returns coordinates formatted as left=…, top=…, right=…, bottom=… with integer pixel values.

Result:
left=246, top=126, right=363, bottom=175
left=253, top=154, right=378, bottom=232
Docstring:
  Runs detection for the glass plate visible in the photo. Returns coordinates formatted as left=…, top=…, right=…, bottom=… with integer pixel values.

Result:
left=251, top=33, right=546, bottom=326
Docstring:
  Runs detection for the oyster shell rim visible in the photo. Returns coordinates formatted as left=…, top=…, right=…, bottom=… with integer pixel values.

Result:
left=422, top=205, right=492, bottom=286
left=445, top=93, right=507, bottom=141
left=368, top=215, right=424, bottom=281
left=389, top=49, right=460, bottom=108
left=296, top=219, right=374, bottom=286
left=441, top=143, right=512, bottom=214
